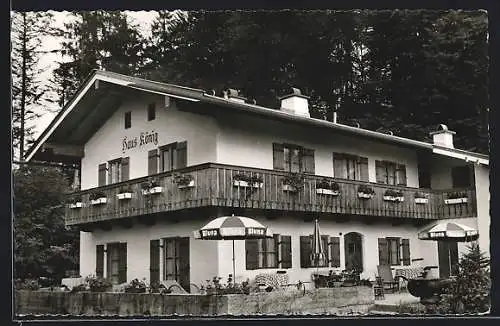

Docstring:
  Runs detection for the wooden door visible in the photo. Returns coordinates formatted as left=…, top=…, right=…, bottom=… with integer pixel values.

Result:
left=164, top=237, right=190, bottom=292
left=344, top=232, right=363, bottom=271
left=438, top=241, right=459, bottom=278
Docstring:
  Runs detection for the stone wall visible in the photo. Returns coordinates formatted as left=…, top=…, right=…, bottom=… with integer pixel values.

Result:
left=16, top=286, right=374, bottom=317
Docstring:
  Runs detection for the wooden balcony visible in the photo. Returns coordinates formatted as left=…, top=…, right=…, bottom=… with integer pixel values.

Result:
left=65, top=163, right=477, bottom=226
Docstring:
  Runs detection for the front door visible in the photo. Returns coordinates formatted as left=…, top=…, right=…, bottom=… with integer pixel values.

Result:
left=438, top=241, right=458, bottom=278
left=164, top=237, right=190, bottom=291
left=344, top=232, right=363, bottom=271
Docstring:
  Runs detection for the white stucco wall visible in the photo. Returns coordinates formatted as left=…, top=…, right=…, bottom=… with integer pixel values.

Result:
left=216, top=113, right=420, bottom=187
left=474, top=164, right=490, bottom=258
left=78, top=218, right=219, bottom=287
left=80, top=93, right=218, bottom=190
left=429, top=155, right=473, bottom=189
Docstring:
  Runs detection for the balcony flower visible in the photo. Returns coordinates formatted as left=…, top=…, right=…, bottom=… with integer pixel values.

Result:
left=445, top=191, right=468, bottom=205
left=357, top=185, right=375, bottom=199
left=282, top=172, right=305, bottom=192
left=174, top=174, right=195, bottom=188
left=316, top=179, right=340, bottom=196
left=141, top=179, right=163, bottom=195
left=89, top=191, right=107, bottom=205
left=383, top=189, right=404, bottom=202
left=233, top=173, right=263, bottom=188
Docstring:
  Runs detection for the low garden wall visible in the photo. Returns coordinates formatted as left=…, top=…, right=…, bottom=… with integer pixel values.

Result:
left=16, top=286, right=374, bottom=316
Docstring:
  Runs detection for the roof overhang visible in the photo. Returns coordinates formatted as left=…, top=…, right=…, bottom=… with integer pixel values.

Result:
left=25, top=70, right=489, bottom=166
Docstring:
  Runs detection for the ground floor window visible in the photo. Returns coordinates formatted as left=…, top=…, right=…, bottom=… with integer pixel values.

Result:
left=149, top=237, right=190, bottom=291
left=300, top=235, right=341, bottom=268
left=246, top=234, right=292, bottom=270
left=378, top=237, right=410, bottom=266
left=95, top=242, right=127, bottom=284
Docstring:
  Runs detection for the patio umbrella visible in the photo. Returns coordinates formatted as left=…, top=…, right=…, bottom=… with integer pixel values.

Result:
left=418, top=221, right=479, bottom=277
left=193, top=214, right=273, bottom=281
left=310, top=219, right=326, bottom=272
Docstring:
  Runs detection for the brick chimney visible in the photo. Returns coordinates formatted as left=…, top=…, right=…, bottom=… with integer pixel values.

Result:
left=226, top=89, right=247, bottom=103
left=429, top=124, right=456, bottom=148
left=279, top=87, right=310, bottom=118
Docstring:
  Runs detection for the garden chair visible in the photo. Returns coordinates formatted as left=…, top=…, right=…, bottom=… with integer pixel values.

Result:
left=373, top=276, right=385, bottom=300
left=377, top=265, right=399, bottom=293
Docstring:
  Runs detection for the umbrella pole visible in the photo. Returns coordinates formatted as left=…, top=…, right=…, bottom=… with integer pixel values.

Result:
left=232, top=239, right=236, bottom=282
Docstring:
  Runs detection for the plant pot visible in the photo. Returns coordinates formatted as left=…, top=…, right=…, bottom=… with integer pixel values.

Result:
left=282, top=184, right=298, bottom=192
left=142, top=186, right=163, bottom=195
left=415, top=198, right=429, bottom=204
left=178, top=180, right=195, bottom=189
left=90, top=197, right=107, bottom=205
left=233, top=180, right=249, bottom=187
left=69, top=202, right=83, bottom=209
left=444, top=198, right=467, bottom=205
left=316, top=188, right=340, bottom=196
left=357, top=192, right=373, bottom=199
left=383, top=196, right=404, bottom=202
left=117, top=192, right=132, bottom=200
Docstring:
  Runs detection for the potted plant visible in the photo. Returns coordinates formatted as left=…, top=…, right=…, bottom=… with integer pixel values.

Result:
left=445, top=192, right=468, bottom=205
left=174, top=174, right=195, bottom=189
left=383, top=189, right=404, bottom=202
left=117, top=186, right=133, bottom=200
left=316, top=179, right=340, bottom=196
left=414, top=192, right=429, bottom=204
left=141, top=179, right=163, bottom=195
left=233, top=174, right=264, bottom=188
left=357, top=185, right=375, bottom=199
left=124, top=278, right=148, bottom=293
left=69, top=196, right=83, bottom=209
left=282, top=172, right=305, bottom=192
left=85, top=275, right=112, bottom=292
left=89, top=191, right=107, bottom=205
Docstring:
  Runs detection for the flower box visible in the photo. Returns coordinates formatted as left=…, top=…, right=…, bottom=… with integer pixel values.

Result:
left=142, top=186, right=163, bottom=195
left=90, top=197, right=107, bottom=205
left=383, top=195, right=405, bottom=202
left=178, top=180, right=195, bottom=189
left=316, top=188, right=340, bottom=196
left=357, top=192, right=374, bottom=199
left=414, top=198, right=429, bottom=204
left=117, top=192, right=133, bottom=200
left=233, top=180, right=263, bottom=188
left=282, top=184, right=298, bottom=192
left=445, top=197, right=468, bottom=205
left=69, top=202, right=83, bottom=209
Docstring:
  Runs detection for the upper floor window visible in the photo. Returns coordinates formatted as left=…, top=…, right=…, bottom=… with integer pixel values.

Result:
left=451, top=165, right=474, bottom=188
left=147, top=103, right=156, bottom=121
left=332, top=153, right=369, bottom=181
left=148, top=141, right=188, bottom=175
left=375, top=160, right=407, bottom=186
left=273, top=143, right=315, bottom=174
left=124, top=111, right=132, bottom=129
left=246, top=234, right=292, bottom=270
left=98, top=157, right=129, bottom=186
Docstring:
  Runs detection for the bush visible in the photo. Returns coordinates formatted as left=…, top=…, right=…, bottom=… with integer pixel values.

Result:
left=85, top=275, right=112, bottom=292
left=436, top=243, right=490, bottom=314
left=124, top=278, right=147, bottom=293
left=15, top=278, right=40, bottom=291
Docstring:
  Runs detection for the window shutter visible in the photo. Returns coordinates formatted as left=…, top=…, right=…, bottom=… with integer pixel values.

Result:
left=321, top=235, right=329, bottom=266
left=118, top=242, right=127, bottom=283
left=121, top=157, right=130, bottom=181
left=280, top=235, right=292, bottom=268
left=273, top=143, right=285, bottom=170
left=273, top=234, right=280, bottom=268
left=402, top=239, right=410, bottom=266
left=106, top=244, right=112, bottom=279
left=176, top=141, right=187, bottom=169
left=378, top=238, right=389, bottom=266
left=96, top=245, right=104, bottom=278
left=148, top=149, right=158, bottom=175
left=332, top=153, right=345, bottom=179
left=245, top=239, right=259, bottom=270
left=396, top=164, right=407, bottom=186
left=375, top=161, right=386, bottom=184
left=98, top=163, right=107, bottom=186
left=357, top=157, right=369, bottom=182
left=330, top=237, right=341, bottom=267
left=300, top=235, right=312, bottom=268
left=302, top=148, right=315, bottom=174
left=150, top=239, right=160, bottom=285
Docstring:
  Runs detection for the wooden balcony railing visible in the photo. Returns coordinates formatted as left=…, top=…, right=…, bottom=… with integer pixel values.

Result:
left=65, top=163, right=477, bottom=226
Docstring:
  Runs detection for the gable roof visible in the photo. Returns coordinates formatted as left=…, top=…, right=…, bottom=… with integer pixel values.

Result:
left=25, top=70, right=489, bottom=166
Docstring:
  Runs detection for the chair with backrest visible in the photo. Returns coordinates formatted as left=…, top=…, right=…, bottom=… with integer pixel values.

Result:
left=373, top=276, right=385, bottom=300
left=377, top=265, right=399, bottom=293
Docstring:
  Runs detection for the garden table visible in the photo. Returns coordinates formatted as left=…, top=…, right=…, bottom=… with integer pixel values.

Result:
left=393, top=266, right=425, bottom=280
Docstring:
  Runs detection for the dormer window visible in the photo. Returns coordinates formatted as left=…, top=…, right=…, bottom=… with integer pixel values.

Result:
left=124, top=111, right=131, bottom=129
left=147, top=103, right=156, bottom=121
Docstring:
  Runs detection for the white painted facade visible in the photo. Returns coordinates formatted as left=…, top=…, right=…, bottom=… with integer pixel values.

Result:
left=58, top=80, right=488, bottom=288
